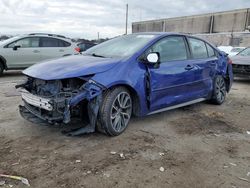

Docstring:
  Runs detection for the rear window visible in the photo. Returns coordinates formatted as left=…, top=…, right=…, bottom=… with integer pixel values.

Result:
left=188, top=37, right=208, bottom=59
left=40, top=37, right=70, bottom=47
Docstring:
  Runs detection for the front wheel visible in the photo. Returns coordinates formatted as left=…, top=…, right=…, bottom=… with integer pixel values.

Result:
left=98, top=87, right=132, bottom=136
left=210, top=75, right=227, bottom=105
left=0, top=63, right=4, bottom=76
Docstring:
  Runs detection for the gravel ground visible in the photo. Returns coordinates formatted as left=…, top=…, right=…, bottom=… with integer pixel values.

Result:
left=0, top=71, right=250, bottom=188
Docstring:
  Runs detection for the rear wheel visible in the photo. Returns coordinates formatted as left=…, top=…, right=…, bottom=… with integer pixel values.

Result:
left=210, top=75, right=226, bottom=105
left=98, top=87, right=132, bottom=136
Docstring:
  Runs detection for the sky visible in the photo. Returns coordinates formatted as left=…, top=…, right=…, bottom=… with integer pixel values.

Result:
left=0, top=0, right=250, bottom=39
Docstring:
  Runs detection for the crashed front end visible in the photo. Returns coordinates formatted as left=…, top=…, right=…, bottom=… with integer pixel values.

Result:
left=17, top=76, right=105, bottom=134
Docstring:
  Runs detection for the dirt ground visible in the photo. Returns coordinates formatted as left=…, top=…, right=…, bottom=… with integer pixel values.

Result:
left=0, top=71, right=250, bottom=188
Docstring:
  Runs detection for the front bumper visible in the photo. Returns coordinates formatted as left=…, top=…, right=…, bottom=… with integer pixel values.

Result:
left=18, top=80, right=104, bottom=125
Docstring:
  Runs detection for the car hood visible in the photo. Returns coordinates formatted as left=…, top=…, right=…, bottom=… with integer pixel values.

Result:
left=231, top=55, right=250, bottom=65
left=23, top=55, right=122, bottom=80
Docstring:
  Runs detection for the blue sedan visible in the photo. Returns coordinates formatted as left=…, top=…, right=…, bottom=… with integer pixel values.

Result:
left=17, top=33, right=233, bottom=136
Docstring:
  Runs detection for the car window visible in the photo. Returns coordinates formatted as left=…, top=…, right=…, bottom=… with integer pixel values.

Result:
left=188, top=38, right=208, bottom=59
left=7, top=37, right=39, bottom=48
left=40, top=37, right=70, bottom=47
left=206, top=44, right=215, bottom=57
left=149, top=36, right=188, bottom=62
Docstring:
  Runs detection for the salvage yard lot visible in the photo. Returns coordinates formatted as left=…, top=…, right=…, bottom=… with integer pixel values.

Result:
left=0, top=71, right=250, bottom=188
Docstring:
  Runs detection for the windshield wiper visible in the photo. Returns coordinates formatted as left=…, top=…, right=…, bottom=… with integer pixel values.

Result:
left=90, top=53, right=106, bottom=58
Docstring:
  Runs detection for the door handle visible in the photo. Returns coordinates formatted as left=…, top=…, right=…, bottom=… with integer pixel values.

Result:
left=59, top=49, right=64, bottom=52
left=33, top=50, right=40, bottom=53
left=185, top=64, right=194, bottom=70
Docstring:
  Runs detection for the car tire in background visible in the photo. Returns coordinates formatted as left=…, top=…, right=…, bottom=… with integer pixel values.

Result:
left=98, top=87, right=132, bottom=136
left=210, top=75, right=227, bottom=105
left=0, top=63, right=4, bottom=76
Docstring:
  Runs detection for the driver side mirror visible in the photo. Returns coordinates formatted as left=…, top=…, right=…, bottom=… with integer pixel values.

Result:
left=146, top=52, right=160, bottom=64
left=13, top=44, right=21, bottom=51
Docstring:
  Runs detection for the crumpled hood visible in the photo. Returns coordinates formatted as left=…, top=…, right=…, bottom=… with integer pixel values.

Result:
left=231, top=55, right=250, bottom=65
left=23, top=55, right=122, bottom=80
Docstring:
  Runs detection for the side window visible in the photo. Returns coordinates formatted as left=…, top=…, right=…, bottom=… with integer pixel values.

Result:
left=40, top=37, right=69, bottom=47
left=7, top=37, right=39, bottom=48
left=206, top=44, right=215, bottom=57
left=188, top=38, right=208, bottom=59
left=150, top=36, right=188, bottom=62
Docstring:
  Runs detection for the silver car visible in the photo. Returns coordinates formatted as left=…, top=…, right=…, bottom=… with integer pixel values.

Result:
left=0, top=33, right=79, bottom=75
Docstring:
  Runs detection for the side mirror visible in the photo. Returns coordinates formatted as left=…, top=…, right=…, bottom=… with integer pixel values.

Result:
left=13, top=45, right=21, bottom=51
left=146, top=52, right=159, bottom=64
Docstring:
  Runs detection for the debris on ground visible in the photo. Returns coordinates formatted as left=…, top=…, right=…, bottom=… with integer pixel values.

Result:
left=87, top=171, right=91, bottom=174
left=159, top=152, right=165, bottom=156
left=110, top=151, right=116, bottom=155
left=247, top=131, right=250, bottom=135
left=0, top=174, right=30, bottom=186
left=0, top=180, right=5, bottom=186
left=159, top=167, right=165, bottom=172
left=237, top=177, right=250, bottom=183
left=103, top=172, right=111, bottom=178
left=247, top=172, right=250, bottom=177
left=229, top=163, right=237, bottom=166
left=119, top=153, right=125, bottom=159
left=75, top=160, right=81, bottom=163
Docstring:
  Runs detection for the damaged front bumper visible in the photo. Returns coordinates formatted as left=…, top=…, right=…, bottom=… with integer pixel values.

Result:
left=18, top=80, right=105, bottom=128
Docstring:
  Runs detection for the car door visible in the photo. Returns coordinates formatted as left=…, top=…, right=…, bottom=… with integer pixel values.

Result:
left=147, top=36, right=200, bottom=111
left=3, top=37, right=41, bottom=68
left=39, top=37, right=71, bottom=61
left=187, top=37, right=216, bottom=97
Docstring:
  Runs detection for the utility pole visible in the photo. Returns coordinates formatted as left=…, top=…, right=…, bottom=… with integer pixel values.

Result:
left=125, top=4, right=128, bottom=35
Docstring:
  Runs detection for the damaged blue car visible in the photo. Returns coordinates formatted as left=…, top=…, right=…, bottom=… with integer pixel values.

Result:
left=17, top=33, right=233, bottom=136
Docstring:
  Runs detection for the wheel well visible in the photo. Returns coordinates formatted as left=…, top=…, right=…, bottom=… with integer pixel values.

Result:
left=108, top=84, right=141, bottom=117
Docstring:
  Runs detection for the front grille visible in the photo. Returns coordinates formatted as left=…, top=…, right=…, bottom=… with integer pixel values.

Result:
left=232, top=64, right=250, bottom=73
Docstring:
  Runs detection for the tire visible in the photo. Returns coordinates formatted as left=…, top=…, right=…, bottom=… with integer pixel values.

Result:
left=0, top=63, right=4, bottom=76
left=210, top=75, right=227, bottom=105
left=98, top=87, right=132, bottom=136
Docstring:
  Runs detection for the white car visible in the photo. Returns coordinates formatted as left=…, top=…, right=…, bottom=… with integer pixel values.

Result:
left=218, top=46, right=245, bottom=57
left=0, top=33, right=79, bottom=75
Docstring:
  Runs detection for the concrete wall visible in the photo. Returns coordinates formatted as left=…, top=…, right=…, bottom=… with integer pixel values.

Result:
left=195, top=32, right=250, bottom=47
left=132, top=8, right=250, bottom=34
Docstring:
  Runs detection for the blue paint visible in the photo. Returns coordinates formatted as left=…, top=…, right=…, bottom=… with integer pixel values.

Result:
left=23, top=33, right=233, bottom=116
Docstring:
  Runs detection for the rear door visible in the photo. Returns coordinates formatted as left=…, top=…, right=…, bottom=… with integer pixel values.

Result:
left=187, top=37, right=217, bottom=97
left=39, top=37, right=72, bottom=61
left=147, top=36, right=200, bottom=111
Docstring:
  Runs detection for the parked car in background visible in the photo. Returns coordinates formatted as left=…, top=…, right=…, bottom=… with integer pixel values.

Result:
left=17, top=33, right=233, bottom=136
left=0, top=33, right=79, bottom=76
left=76, top=42, right=97, bottom=52
left=218, top=46, right=245, bottom=57
left=231, top=47, right=250, bottom=78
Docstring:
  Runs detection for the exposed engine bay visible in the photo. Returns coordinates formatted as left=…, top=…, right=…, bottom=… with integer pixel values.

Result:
left=16, top=76, right=105, bottom=136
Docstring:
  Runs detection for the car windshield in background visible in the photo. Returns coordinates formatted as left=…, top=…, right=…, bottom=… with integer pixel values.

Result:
left=237, top=47, right=250, bottom=56
left=231, top=48, right=244, bottom=53
left=84, top=34, right=157, bottom=58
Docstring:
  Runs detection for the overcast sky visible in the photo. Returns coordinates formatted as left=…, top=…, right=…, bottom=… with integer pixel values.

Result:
left=0, top=0, right=250, bottom=39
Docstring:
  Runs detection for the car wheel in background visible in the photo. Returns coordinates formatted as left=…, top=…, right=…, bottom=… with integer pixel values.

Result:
left=98, top=87, right=132, bottom=136
left=0, top=63, right=4, bottom=76
left=210, top=75, right=227, bottom=105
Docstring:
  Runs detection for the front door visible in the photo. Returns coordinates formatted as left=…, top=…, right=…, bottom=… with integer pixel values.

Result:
left=4, top=37, right=41, bottom=68
left=147, top=36, right=200, bottom=111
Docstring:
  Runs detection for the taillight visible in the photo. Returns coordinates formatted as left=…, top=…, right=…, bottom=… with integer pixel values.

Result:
left=228, top=58, right=233, bottom=64
left=75, top=47, right=81, bottom=52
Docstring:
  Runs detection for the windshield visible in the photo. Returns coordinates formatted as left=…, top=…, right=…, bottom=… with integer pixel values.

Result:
left=237, top=47, right=250, bottom=56
left=231, top=47, right=245, bottom=53
left=84, top=34, right=157, bottom=58
left=0, top=36, right=20, bottom=45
